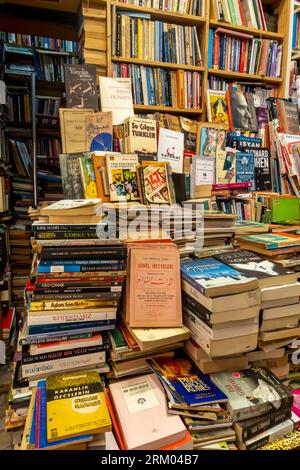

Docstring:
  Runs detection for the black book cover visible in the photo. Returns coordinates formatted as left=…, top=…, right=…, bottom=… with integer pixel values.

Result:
left=243, top=147, right=272, bottom=191
left=214, top=249, right=293, bottom=279
left=65, top=64, right=98, bottom=110
left=234, top=407, right=292, bottom=442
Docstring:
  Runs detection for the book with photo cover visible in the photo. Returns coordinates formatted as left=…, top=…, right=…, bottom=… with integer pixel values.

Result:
left=60, top=153, right=89, bottom=199
left=65, top=65, right=98, bottom=110
left=243, top=147, right=272, bottom=191
left=106, top=154, right=139, bottom=202
left=179, top=117, right=198, bottom=153
left=206, top=90, right=229, bottom=127
left=93, top=152, right=121, bottom=202
left=210, top=368, right=293, bottom=421
left=227, top=90, right=258, bottom=132
left=86, top=112, right=113, bottom=152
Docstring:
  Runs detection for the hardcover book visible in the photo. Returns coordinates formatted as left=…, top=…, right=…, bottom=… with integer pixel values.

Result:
left=106, top=154, right=139, bottom=202
left=46, top=371, right=111, bottom=441
left=126, top=245, right=182, bottom=328
left=109, top=374, right=186, bottom=450
left=124, top=117, right=157, bottom=154
left=235, top=152, right=255, bottom=190
left=86, top=112, right=113, bottom=152
left=65, top=65, right=98, bottom=110
left=157, top=128, right=184, bottom=173
left=146, top=353, right=228, bottom=406
left=210, top=368, right=293, bottom=421
left=99, top=77, right=134, bottom=125
left=206, top=90, right=229, bottom=127
left=180, top=257, right=258, bottom=298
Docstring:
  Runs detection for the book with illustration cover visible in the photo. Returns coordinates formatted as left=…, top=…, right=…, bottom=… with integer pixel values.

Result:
left=59, top=153, right=90, bottom=199
left=79, top=154, right=98, bottom=199
left=199, top=127, right=226, bottom=158
left=179, top=117, right=198, bottom=153
left=92, top=153, right=117, bottom=202
left=65, top=64, right=98, bottom=110
left=46, top=371, right=111, bottom=442
left=146, top=353, right=228, bottom=406
left=137, top=162, right=174, bottom=205
left=216, top=148, right=236, bottom=184
left=86, top=112, right=113, bottom=152
left=236, top=152, right=255, bottom=190
left=180, top=257, right=258, bottom=298
left=206, top=90, right=229, bottom=127
left=210, top=368, right=293, bottom=421
left=106, top=154, right=139, bottom=202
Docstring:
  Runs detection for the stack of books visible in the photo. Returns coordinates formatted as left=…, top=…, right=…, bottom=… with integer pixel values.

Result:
left=21, top=370, right=112, bottom=450
left=210, top=368, right=294, bottom=450
left=181, top=256, right=260, bottom=358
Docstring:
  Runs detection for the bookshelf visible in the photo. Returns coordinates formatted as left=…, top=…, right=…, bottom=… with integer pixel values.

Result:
left=83, top=0, right=292, bottom=120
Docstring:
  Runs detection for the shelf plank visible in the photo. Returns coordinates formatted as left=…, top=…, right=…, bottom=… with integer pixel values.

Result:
left=208, top=69, right=282, bottom=84
left=111, top=1, right=206, bottom=26
left=133, top=104, right=202, bottom=114
left=209, top=20, right=284, bottom=40
left=112, top=56, right=204, bottom=72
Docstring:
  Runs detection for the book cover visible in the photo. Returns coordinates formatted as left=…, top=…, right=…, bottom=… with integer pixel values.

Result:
left=199, top=127, right=226, bottom=158
left=86, top=112, right=113, bottom=152
left=236, top=152, right=255, bottom=190
left=106, top=154, right=139, bottom=202
left=59, top=109, right=93, bottom=154
left=210, top=368, right=293, bottom=421
left=124, top=117, right=157, bottom=154
left=244, top=147, right=272, bottom=191
left=238, top=233, right=300, bottom=249
left=216, top=148, right=236, bottom=184
left=180, top=257, right=257, bottom=297
left=59, top=153, right=88, bottom=199
left=206, top=90, right=229, bottom=127
left=291, top=389, right=300, bottom=421
left=92, top=153, right=111, bottom=202
left=190, top=156, right=215, bottom=198
left=109, top=373, right=186, bottom=450
left=79, top=154, right=98, bottom=199
left=227, top=90, right=257, bottom=132
left=127, top=245, right=182, bottom=328
left=99, top=77, right=134, bottom=125
left=157, top=128, right=184, bottom=174
left=179, top=117, right=197, bottom=152
left=65, top=65, right=98, bottom=110
left=146, top=353, right=228, bottom=406
left=138, top=162, right=173, bottom=205
left=46, top=371, right=111, bottom=442
left=227, top=134, right=262, bottom=150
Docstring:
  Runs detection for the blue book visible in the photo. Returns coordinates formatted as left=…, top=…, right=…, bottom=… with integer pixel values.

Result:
left=227, top=134, right=262, bottom=149
left=33, top=381, right=92, bottom=449
left=180, top=257, right=257, bottom=297
left=147, top=353, right=228, bottom=406
left=293, top=13, right=297, bottom=50
left=28, top=319, right=116, bottom=335
left=208, top=29, right=213, bottom=69
left=39, top=259, right=120, bottom=267
left=236, top=152, right=255, bottom=190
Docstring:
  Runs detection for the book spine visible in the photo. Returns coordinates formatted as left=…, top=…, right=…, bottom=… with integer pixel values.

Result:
left=35, top=281, right=123, bottom=289
left=28, top=310, right=117, bottom=325
left=30, top=299, right=117, bottom=311
left=37, top=264, right=126, bottom=273
left=32, top=292, right=121, bottom=301
left=36, top=231, right=99, bottom=240
left=28, top=320, right=116, bottom=335
left=22, top=344, right=108, bottom=365
left=22, top=352, right=106, bottom=378
left=238, top=408, right=292, bottom=441
left=245, top=420, right=294, bottom=451
left=39, top=259, right=124, bottom=267
left=40, top=248, right=127, bottom=259
left=20, top=332, right=93, bottom=346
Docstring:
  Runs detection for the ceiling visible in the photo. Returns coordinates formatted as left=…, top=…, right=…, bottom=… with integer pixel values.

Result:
left=2, top=0, right=82, bottom=13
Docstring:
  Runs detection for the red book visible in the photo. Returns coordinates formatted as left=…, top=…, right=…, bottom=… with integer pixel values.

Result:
left=213, top=33, right=219, bottom=70
left=239, top=40, right=247, bottom=72
left=237, top=0, right=246, bottom=25
left=212, top=182, right=251, bottom=190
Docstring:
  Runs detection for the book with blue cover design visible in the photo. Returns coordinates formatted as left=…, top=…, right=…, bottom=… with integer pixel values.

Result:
left=180, top=257, right=258, bottom=297
left=146, top=353, right=228, bottom=406
left=236, top=152, right=255, bottom=190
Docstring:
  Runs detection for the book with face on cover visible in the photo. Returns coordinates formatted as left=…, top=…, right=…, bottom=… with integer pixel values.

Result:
left=126, top=244, right=182, bottom=328
left=108, top=373, right=187, bottom=450
left=92, top=152, right=121, bottom=202
left=106, top=154, right=139, bottom=202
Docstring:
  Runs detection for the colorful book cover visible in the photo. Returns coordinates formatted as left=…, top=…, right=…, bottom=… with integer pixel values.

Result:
left=79, top=154, right=98, bottom=199
left=206, top=90, right=229, bottom=127
left=146, top=353, right=228, bottom=406
left=200, top=127, right=226, bottom=158
left=243, top=147, right=272, bottom=191
left=291, top=389, right=300, bottom=421
left=86, top=112, right=113, bottom=152
left=227, top=134, right=262, bottom=150
left=59, top=152, right=89, bottom=200
left=180, top=257, right=256, bottom=296
left=238, top=233, right=300, bottom=249
left=216, top=148, right=236, bottom=184
left=139, top=162, right=172, bottom=204
left=64, top=64, right=98, bottom=110
left=46, top=371, right=111, bottom=442
left=157, top=128, right=184, bottom=173
left=106, top=154, right=139, bottom=202
left=236, top=152, right=255, bottom=190
left=92, top=153, right=111, bottom=202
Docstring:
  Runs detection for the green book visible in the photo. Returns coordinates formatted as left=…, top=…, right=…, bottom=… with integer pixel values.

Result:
left=271, top=197, right=300, bottom=224
left=109, top=325, right=128, bottom=352
left=227, top=0, right=238, bottom=24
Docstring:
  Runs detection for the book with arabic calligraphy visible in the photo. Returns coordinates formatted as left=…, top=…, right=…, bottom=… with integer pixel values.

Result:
left=126, top=244, right=182, bottom=328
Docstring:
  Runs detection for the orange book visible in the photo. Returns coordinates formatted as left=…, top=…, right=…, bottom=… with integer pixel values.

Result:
left=92, top=154, right=110, bottom=202
left=176, top=70, right=185, bottom=108
left=105, top=389, right=126, bottom=450
left=258, top=39, right=270, bottom=76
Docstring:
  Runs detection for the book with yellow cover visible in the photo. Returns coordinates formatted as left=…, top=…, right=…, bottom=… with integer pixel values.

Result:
left=206, top=90, right=229, bottom=128
left=46, top=371, right=111, bottom=442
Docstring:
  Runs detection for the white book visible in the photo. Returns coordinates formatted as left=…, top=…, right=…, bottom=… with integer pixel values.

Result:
left=261, top=282, right=300, bottom=302
left=157, top=128, right=184, bottom=173
left=262, top=302, right=300, bottom=320
left=27, top=310, right=117, bottom=325
left=190, top=156, right=215, bottom=198
left=99, top=77, right=134, bottom=125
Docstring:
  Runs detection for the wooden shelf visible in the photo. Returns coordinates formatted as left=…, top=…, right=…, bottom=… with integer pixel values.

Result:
left=209, top=20, right=284, bottom=40
left=112, top=56, right=204, bottom=72
left=111, top=2, right=206, bottom=26
left=208, top=69, right=283, bottom=84
left=133, top=104, right=202, bottom=114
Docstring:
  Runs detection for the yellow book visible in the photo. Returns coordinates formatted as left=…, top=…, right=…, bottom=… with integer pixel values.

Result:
left=46, top=371, right=111, bottom=442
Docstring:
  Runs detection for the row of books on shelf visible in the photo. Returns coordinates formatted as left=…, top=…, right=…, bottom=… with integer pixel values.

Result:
left=211, top=0, right=270, bottom=31
left=1, top=32, right=78, bottom=53
left=112, top=14, right=202, bottom=67
left=113, top=64, right=202, bottom=108
left=208, top=28, right=282, bottom=78
left=292, top=10, right=300, bottom=50
left=114, top=0, right=205, bottom=16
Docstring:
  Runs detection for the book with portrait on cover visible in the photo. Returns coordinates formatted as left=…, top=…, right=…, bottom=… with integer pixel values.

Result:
left=106, top=154, right=139, bottom=202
